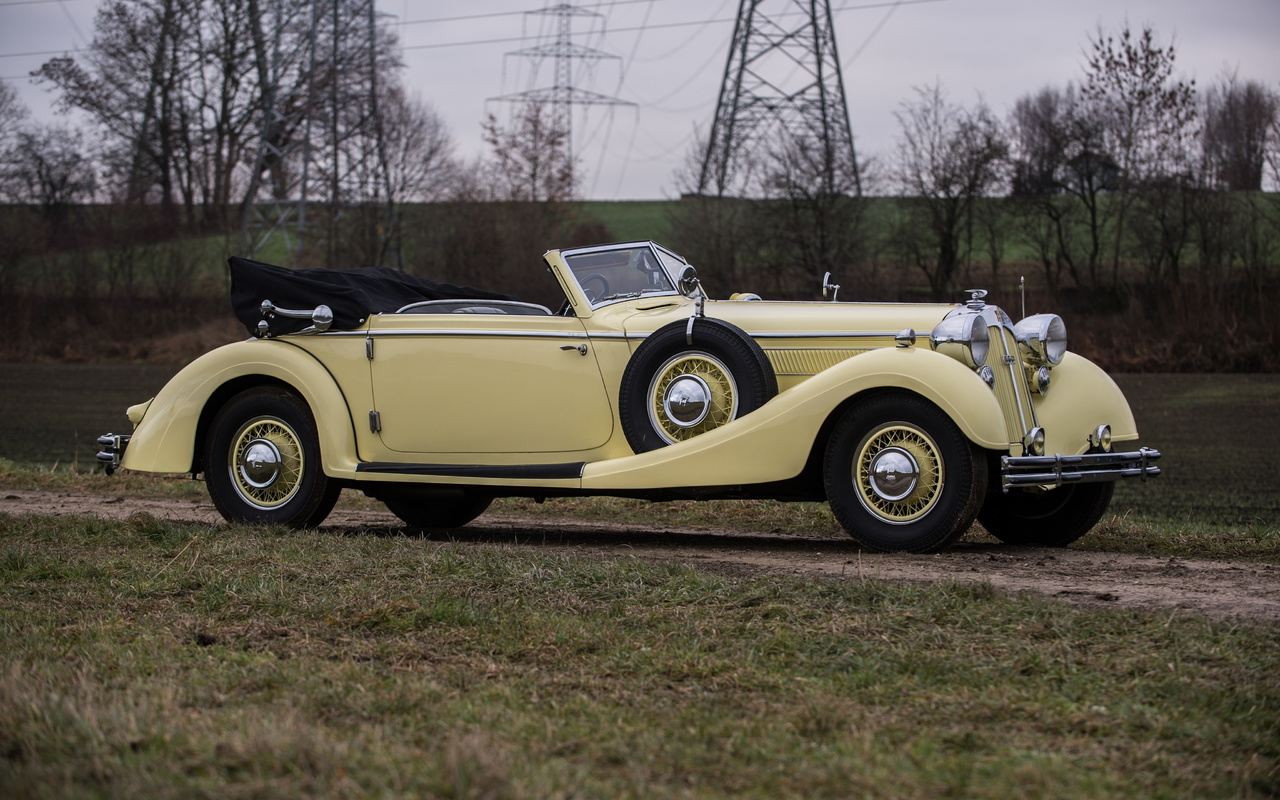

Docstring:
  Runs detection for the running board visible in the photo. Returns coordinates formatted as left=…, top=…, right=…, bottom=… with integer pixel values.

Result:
left=356, top=462, right=585, bottom=480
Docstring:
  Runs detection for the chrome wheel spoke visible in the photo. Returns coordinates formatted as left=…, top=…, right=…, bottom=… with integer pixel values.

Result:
left=855, top=424, right=944, bottom=523
left=229, top=417, right=304, bottom=510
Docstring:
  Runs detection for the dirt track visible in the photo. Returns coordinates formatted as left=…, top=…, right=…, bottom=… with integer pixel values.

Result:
left=4, top=489, right=1278, bottom=624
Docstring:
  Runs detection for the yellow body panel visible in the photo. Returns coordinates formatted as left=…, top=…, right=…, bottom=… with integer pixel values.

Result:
left=583, top=346, right=1008, bottom=490
left=364, top=313, right=615, bottom=454
left=1031, top=352, right=1139, bottom=455
left=121, top=339, right=363, bottom=478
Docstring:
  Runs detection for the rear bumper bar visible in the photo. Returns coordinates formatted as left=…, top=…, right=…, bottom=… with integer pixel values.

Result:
left=96, top=433, right=131, bottom=475
left=1001, top=447, right=1161, bottom=491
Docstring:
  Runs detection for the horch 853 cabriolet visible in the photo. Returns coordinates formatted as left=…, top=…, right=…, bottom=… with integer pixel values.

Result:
left=97, top=241, right=1161, bottom=553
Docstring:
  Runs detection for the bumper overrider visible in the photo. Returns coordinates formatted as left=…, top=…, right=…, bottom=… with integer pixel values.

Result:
left=1001, top=447, right=1161, bottom=490
left=96, top=433, right=131, bottom=476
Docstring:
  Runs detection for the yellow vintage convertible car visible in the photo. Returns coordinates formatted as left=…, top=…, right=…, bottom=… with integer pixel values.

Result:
left=98, top=240, right=1160, bottom=553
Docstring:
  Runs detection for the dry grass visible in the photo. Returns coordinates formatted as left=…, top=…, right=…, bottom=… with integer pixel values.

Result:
left=1, top=512, right=1277, bottom=798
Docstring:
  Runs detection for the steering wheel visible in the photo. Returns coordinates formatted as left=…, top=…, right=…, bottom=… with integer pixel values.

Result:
left=579, top=273, right=610, bottom=303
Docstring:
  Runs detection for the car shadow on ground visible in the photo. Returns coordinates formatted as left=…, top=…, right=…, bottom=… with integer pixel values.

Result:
left=329, top=521, right=1012, bottom=557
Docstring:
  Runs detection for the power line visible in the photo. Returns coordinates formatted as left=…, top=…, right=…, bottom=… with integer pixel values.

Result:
left=401, top=18, right=734, bottom=52
left=397, top=0, right=675, bottom=28
left=0, top=0, right=90, bottom=6
left=395, top=0, right=946, bottom=53
left=0, top=0, right=946, bottom=61
left=0, top=48, right=84, bottom=60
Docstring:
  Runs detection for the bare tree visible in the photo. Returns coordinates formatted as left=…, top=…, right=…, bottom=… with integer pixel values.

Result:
left=1081, top=23, right=1197, bottom=282
left=0, top=82, right=28, bottom=146
left=2, top=125, right=97, bottom=237
left=382, top=90, right=454, bottom=203
left=666, top=133, right=756, bottom=291
left=891, top=83, right=1008, bottom=299
left=481, top=104, right=577, bottom=203
left=1009, top=84, right=1122, bottom=288
left=1202, top=73, right=1279, bottom=192
left=37, top=0, right=204, bottom=222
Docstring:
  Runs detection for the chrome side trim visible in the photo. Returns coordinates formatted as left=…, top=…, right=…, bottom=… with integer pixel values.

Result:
left=750, top=331, right=901, bottom=340
left=476, top=330, right=904, bottom=343
left=1001, top=447, right=1162, bottom=490
left=369, top=329, right=590, bottom=340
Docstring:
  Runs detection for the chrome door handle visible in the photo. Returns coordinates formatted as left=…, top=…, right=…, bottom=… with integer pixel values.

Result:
left=560, top=344, right=588, bottom=356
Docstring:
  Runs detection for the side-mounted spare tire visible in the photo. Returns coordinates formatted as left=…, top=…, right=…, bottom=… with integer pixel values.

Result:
left=619, top=317, right=778, bottom=454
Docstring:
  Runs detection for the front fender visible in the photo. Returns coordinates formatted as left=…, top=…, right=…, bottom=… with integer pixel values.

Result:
left=121, top=339, right=360, bottom=478
left=1036, top=352, right=1139, bottom=455
left=583, top=346, right=1007, bottom=491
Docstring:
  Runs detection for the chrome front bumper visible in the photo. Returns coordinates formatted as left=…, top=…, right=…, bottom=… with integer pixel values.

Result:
left=96, top=433, right=131, bottom=475
left=1001, top=447, right=1161, bottom=491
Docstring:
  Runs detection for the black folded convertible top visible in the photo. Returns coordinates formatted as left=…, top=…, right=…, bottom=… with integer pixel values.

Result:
left=229, top=257, right=518, bottom=336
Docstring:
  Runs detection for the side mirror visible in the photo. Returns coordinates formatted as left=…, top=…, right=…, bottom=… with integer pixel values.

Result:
left=677, top=265, right=703, bottom=299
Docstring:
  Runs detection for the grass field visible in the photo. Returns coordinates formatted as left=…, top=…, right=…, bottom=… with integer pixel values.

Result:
left=1, top=513, right=1277, bottom=798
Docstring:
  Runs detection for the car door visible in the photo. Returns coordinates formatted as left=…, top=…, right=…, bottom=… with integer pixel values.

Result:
left=367, top=311, right=614, bottom=455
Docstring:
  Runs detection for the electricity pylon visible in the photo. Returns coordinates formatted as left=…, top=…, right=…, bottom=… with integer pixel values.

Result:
left=489, top=3, right=635, bottom=175
left=241, top=0, right=398, bottom=268
left=697, top=0, right=860, bottom=198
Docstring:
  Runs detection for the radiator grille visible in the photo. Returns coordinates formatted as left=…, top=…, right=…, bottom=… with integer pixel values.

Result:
left=988, top=326, right=1037, bottom=449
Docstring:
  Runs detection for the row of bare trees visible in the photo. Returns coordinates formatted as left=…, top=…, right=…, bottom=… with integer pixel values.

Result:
left=3, top=11, right=1278, bottom=305
left=880, top=25, right=1279, bottom=300
left=0, top=0, right=595, bottom=283
left=671, top=24, right=1279, bottom=304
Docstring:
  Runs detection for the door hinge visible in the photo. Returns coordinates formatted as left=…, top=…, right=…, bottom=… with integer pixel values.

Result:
left=369, top=410, right=381, bottom=433
left=365, top=336, right=374, bottom=360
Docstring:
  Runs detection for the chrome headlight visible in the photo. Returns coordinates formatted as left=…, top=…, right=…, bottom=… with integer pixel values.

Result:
left=1014, top=314, right=1067, bottom=366
left=930, top=313, right=989, bottom=368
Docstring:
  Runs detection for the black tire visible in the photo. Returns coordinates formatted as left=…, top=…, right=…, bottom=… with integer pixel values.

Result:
left=619, top=318, right=777, bottom=454
left=381, top=491, right=493, bottom=531
left=204, top=387, right=340, bottom=528
left=823, top=393, right=987, bottom=553
left=978, top=482, right=1114, bottom=547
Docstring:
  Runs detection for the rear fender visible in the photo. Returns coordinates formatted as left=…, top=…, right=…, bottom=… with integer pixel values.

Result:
left=121, top=340, right=359, bottom=477
left=583, top=346, right=1007, bottom=491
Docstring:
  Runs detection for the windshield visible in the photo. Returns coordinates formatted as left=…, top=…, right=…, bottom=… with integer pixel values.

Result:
left=564, top=245, right=677, bottom=305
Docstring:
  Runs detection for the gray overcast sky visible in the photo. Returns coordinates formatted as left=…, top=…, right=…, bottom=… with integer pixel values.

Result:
left=3, top=0, right=1279, bottom=199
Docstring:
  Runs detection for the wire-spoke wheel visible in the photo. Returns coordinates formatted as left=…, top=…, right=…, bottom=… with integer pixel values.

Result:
left=647, top=352, right=738, bottom=444
left=853, top=423, right=944, bottom=524
left=825, top=392, right=986, bottom=553
left=205, top=387, right=339, bottom=528
left=228, top=416, right=305, bottom=510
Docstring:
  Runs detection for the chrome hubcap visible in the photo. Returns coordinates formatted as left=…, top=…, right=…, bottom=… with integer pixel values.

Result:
left=867, top=446, right=919, bottom=501
left=238, top=439, right=282, bottom=489
left=663, top=374, right=711, bottom=427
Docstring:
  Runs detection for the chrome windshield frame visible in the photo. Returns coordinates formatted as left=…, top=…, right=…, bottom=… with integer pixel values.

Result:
left=558, top=240, right=686, bottom=310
